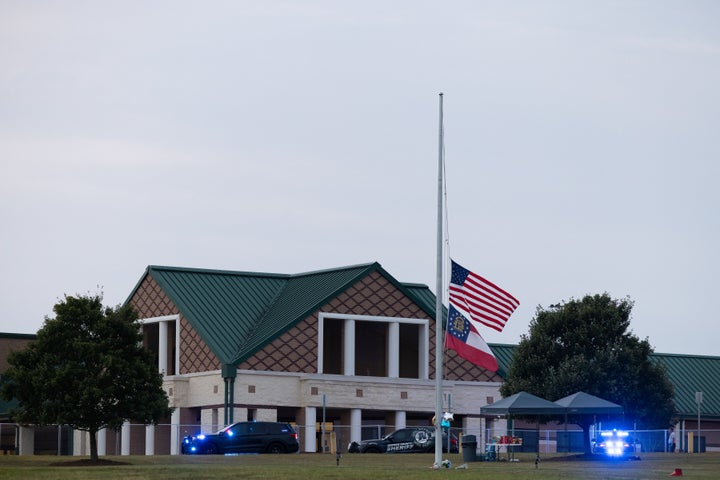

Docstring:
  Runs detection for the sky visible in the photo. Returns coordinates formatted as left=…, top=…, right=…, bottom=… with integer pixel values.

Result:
left=1, top=1, right=718, bottom=356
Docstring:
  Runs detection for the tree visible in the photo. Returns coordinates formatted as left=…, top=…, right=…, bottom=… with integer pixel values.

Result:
left=1, top=294, right=172, bottom=461
left=500, top=293, right=675, bottom=455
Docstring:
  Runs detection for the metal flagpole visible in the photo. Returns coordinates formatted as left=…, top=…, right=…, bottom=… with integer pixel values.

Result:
left=433, top=92, right=445, bottom=468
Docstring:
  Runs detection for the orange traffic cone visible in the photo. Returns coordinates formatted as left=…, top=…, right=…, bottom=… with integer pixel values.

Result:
left=669, top=468, right=683, bottom=476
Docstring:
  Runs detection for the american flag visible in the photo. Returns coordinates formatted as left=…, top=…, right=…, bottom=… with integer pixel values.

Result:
left=449, top=259, right=519, bottom=332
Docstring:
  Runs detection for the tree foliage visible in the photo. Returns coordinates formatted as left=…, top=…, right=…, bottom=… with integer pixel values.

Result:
left=1, top=294, right=172, bottom=461
left=500, top=293, right=675, bottom=453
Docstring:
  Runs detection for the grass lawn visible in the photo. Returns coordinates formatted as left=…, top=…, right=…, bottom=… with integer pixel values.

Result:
left=0, top=452, right=718, bottom=479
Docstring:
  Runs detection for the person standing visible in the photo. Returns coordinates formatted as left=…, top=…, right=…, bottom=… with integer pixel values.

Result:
left=668, top=427, right=676, bottom=453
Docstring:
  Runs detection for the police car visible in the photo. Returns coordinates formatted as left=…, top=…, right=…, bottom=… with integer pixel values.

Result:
left=593, top=429, right=634, bottom=458
left=181, top=421, right=299, bottom=454
left=347, top=427, right=458, bottom=454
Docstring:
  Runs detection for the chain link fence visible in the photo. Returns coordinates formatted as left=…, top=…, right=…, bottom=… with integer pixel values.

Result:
left=2, top=422, right=718, bottom=456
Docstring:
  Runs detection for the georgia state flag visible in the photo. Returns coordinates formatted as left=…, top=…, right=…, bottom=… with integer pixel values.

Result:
left=445, top=305, right=498, bottom=372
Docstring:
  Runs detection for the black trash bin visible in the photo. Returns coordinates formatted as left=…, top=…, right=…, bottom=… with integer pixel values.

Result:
left=461, top=435, right=477, bottom=462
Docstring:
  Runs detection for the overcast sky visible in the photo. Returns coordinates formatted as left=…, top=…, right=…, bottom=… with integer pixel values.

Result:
left=1, top=1, right=718, bottom=356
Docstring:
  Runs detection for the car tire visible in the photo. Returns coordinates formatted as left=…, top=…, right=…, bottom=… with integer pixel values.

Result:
left=266, top=442, right=286, bottom=454
left=363, top=446, right=382, bottom=453
left=205, top=443, right=220, bottom=455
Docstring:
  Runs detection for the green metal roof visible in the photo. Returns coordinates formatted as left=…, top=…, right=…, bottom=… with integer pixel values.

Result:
left=129, top=263, right=438, bottom=366
left=649, top=353, right=720, bottom=419
left=487, top=343, right=517, bottom=378
left=489, top=344, right=720, bottom=419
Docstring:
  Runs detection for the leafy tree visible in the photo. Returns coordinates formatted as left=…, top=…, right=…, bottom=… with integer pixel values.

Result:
left=1, top=294, right=172, bottom=461
left=500, top=293, right=675, bottom=455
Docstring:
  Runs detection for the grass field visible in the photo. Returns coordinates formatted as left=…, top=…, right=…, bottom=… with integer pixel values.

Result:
left=0, top=452, right=718, bottom=479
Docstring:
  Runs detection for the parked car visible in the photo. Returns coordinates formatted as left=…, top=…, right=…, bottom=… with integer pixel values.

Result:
left=182, top=421, right=299, bottom=454
left=348, top=427, right=458, bottom=454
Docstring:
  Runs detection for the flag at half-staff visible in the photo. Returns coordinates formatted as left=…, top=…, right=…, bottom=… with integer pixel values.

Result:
left=445, top=259, right=519, bottom=371
left=445, top=304, right=499, bottom=372
left=449, top=259, right=519, bottom=333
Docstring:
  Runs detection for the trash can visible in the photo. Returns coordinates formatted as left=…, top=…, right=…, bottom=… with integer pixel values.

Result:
left=461, top=435, right=477, bottom=462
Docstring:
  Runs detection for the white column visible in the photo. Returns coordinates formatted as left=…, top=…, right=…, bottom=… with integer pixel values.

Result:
left=97, top=428, right=107, bottom=456
left=480, top=417, right=487, bottom=451
left=121, top=421, right=131, bottom=456
left=170, top=409, right=181, bottom=455
left=145, top=425, right=155, bottom=455
left=200, top=409, right=214, bottom=433
left=232, top=407, right=245, bottom=423
left=388, top=322, right=400, bottom=378
left=159, top=321, right=168, bottom=376
left=350, top=408, right=362, bottom=444
left=304, top=406, right=317, bottom=453
left=394, top=410, right=406, bottom=430
left=419, top=323, right=429, bottom=379
left=343, top=319, right=355, bottom=376
left=73, top=430, right=88, bottom=456
left=465, top=416, right=482, bottom=452
left=18, top=426, right=34, bottom=455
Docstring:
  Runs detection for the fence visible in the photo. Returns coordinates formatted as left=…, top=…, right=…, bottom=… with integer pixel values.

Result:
left=2, top=422, right=718, bottom=456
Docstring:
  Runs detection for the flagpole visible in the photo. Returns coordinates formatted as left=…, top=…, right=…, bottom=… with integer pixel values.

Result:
left=433, top=92, right=444, bottom=468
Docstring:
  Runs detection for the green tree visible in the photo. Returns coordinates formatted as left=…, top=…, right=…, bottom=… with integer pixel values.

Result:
left=1, top=294, right=172, bottom=461
left=500, top=293, right=675, bottom=455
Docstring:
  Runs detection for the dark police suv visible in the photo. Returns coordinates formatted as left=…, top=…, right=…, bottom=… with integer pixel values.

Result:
left=348, top=426, right=458, bottom=454
left=182, top=421, right=299, bottom=454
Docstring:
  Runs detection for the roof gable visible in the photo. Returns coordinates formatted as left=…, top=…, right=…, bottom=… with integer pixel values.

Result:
left=145, top=266, right=287, bottom=364
left=129, top=262, right=430, bottom=366
left=230, top=263, right=396, bottom=364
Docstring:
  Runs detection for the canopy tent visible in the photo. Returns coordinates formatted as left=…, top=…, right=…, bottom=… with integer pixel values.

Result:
left=553, top=392, right=624, bottom=415
left=479, top=392, right=564, bottom=458
left=479, top=391, right=565, bottom=416
left=480, top=391, right=626, bottom=457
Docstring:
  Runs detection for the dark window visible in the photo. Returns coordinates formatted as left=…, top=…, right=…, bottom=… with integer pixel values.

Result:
left=355, top=321, right=387, bottom=377
left=323, top=319, right=343, bottom=374
left=399, top=323, right=420, bottom=378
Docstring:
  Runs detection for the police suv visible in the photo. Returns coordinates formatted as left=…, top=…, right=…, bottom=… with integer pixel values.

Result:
left=348, top=427, right=458, bottom=454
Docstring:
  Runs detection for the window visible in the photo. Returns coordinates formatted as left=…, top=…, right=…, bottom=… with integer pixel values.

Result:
left=318, top=313, right=429, bottom=379
left=355, top=321, right=387, bottom=377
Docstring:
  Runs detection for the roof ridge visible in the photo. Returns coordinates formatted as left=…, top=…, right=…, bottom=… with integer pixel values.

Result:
left=232, top=278, right=290, bottom=357
left=145, top=263, right=383, bottom=279
left=147, top=265, right=289, bottom=279
left=650, top=351, right=720, bottom=360
left=287, top=262, right=379, bottom=278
